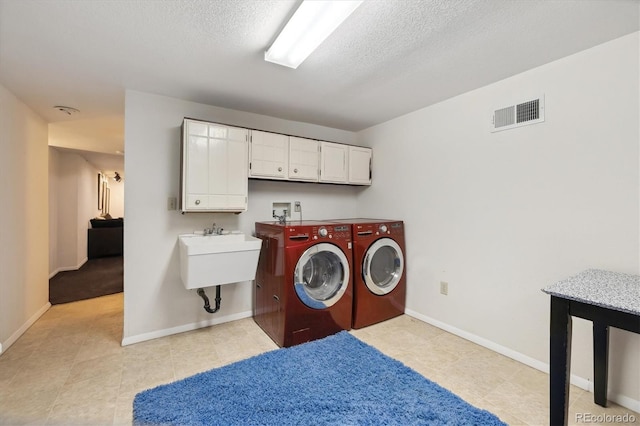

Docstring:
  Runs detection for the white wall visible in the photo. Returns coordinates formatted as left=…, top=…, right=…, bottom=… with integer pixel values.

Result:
left=356, top=33, right=640, bottom=409
left=123, top=91, right=361, bottom=344
left=76, top=156, right=97, bottom=265
left=0, top=84, right=50, bottom=353
left=56, top=152, right=80, bottom=269
left=107, top=179, right=124, bottom=218
left=48, top=148, right=60, bottom=277
left=48, top=148, right=103, bottom=276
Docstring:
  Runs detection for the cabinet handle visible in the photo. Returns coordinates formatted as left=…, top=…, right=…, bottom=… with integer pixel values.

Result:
left=278, top=167, right=282, bottom=172
left=273, top=295, right=280, bottom=301
left=294, top=168, right=298, bottom=173
left=195, top=199, right=201, bottom=205
left=256, top=283, right=262, bottom=289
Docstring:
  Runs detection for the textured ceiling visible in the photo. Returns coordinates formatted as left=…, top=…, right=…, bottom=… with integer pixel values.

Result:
left=0, top=0, right=638, bottom=159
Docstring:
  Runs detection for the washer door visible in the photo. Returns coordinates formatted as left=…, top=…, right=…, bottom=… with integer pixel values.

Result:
left=363, top=238, right=404, bottom=295
left=294, top=243, right=350, bottom=309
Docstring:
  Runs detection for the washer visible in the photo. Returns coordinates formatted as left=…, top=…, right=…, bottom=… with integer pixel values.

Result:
left=329, top=219, right=406, bottom=329
left=253, top=221, right=353, bottom=347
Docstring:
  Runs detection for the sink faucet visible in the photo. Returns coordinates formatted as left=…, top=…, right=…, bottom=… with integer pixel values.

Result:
left=204, top=223, right=223, bottom=235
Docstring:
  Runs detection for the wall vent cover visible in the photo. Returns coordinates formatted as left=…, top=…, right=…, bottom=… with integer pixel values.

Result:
left=492, top=95, right=544, bottom=132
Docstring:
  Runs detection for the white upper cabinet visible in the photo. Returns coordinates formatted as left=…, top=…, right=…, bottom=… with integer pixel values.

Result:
left=249, top=130, right=288, bottom=179
left=348, top=146, right=372, bottom=185
left=288, top=137, right=319, bottom=182
left=244, top=128, right=372, bottom=187
left=181, top=119, right=249, bottom=212
left=319, top=142, right=349, bottom=184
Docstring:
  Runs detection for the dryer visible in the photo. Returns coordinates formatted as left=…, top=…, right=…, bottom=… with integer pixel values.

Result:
left=329, top=219, right=406, bottom=329
left=253, top=221, right=353, bottom=347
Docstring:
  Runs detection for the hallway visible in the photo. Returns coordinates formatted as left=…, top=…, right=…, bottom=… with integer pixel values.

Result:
left=49, top=256, right=123, bottom=305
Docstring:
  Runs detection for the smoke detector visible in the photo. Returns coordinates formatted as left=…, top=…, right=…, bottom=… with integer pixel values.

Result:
left=53, top=105, right=80, bottom=115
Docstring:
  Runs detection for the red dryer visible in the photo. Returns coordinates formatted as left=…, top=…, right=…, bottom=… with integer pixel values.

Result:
left=253, top=221, right=353, bottom=347
left=329, top=219, right=406, bottom=329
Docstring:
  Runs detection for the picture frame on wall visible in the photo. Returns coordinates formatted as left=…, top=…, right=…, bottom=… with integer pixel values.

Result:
left=98, top=173, right=103, bottom=210
left=101, top=181, right=108, bottom=215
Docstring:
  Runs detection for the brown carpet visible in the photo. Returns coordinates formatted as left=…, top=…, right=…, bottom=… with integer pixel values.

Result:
left=49, top=256, right=123, bottom=304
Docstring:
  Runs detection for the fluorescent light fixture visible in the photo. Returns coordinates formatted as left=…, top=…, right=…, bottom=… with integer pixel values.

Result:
left=265, top=0, right=363, bottom=69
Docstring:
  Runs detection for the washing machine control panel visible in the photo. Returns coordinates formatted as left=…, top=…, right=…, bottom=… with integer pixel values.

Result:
left=332, top=225, right=350, bottom=240
left=311, top=225, right=351, bottom=240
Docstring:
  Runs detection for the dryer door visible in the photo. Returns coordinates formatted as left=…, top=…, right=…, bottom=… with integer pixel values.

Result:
left=294, top=243, right=350, bottom=309
left=363, top=238, right=404, bottom=295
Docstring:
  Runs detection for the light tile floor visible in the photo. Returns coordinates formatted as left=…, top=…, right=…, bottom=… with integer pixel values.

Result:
left=0, top=293, right=637, bottom=425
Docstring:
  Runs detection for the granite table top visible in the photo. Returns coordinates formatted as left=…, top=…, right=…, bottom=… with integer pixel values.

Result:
left=542, top=269, right=640, bottom=316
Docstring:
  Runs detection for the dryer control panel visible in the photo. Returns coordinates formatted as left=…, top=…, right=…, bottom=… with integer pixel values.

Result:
left=312, top=225, right=351, bottom=241
left=353, top=222, right=404, bottom=241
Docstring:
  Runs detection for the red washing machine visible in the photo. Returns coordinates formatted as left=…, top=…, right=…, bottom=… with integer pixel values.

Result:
left=253, top=221, right=353, bottom=347
left=328, top=219, right=406, bottom=329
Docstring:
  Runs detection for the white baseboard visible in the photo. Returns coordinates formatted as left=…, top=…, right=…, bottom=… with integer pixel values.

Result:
left=405, top=309, right=640, bottom=413
left=49, top=257, right=89, bottom=279
left=121, top=310, right=254, bottom=346
left=0, top=302, right=51, bottom=355
left=607, top=393, right=640, bottom=414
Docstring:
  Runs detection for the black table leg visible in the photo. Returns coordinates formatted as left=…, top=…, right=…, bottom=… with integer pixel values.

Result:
left=593, top=321, right=609, bottom=407
left=550, top=296, right=572, bottom=426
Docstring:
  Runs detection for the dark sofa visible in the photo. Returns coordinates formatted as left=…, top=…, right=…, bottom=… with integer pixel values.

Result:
left=88, top=218, right=123, bottom=259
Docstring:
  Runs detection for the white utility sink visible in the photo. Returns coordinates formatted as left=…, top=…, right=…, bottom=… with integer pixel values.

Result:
left=178, top=233, right=262, bottom=289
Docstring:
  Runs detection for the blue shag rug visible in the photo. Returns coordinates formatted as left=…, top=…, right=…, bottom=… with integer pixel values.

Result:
left=133, top=331, right=506, bottom=426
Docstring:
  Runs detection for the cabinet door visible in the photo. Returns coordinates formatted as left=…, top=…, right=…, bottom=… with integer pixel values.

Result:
left=208, top=123, right=248, bottom=210
left=289, top=137, right=318, bottom=181
left=319, top=141, right=348, bottom=183
left=181, top=119, right=248, bottom=212
left=249, top=130, right=288, bottom=179
left=348, top=146, right=372, bottom=185
left=208, top=135, right=228, bottom=208
left=183, top=121, right=210, bottom=209
left=225, top=137, right=249, bottom=209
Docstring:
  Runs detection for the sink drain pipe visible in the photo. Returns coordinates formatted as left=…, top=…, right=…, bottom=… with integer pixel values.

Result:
left=197, top=286, right=221, bottom=314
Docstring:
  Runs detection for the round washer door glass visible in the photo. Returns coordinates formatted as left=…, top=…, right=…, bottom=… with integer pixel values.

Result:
left=294, top=243, right=350, bottom=309
left=363, top=238, right=404, bottom=295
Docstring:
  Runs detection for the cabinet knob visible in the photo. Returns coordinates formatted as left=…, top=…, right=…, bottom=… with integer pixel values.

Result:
left=278, top=167, right=282, bottom=172
left=294, top=168, right=298, bottom=173
left=195, top=199, right=201, bottom=205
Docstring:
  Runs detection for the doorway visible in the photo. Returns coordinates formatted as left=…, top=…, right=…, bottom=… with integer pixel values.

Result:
left=48, top=146, right=125, bottom=304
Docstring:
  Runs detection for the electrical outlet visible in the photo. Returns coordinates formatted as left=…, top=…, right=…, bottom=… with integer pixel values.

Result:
left=167, top=197, right=177, bottom=211
left=440, top=281, right=448, bottom=296
left=294, top=201, right=301, bottom=212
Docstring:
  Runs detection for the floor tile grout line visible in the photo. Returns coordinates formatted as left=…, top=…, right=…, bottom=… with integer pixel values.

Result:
left=45, top=301, right=114, bottom=425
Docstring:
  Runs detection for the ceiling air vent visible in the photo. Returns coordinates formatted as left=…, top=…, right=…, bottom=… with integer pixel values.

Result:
left=491, top=95, right=544, bottom=132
